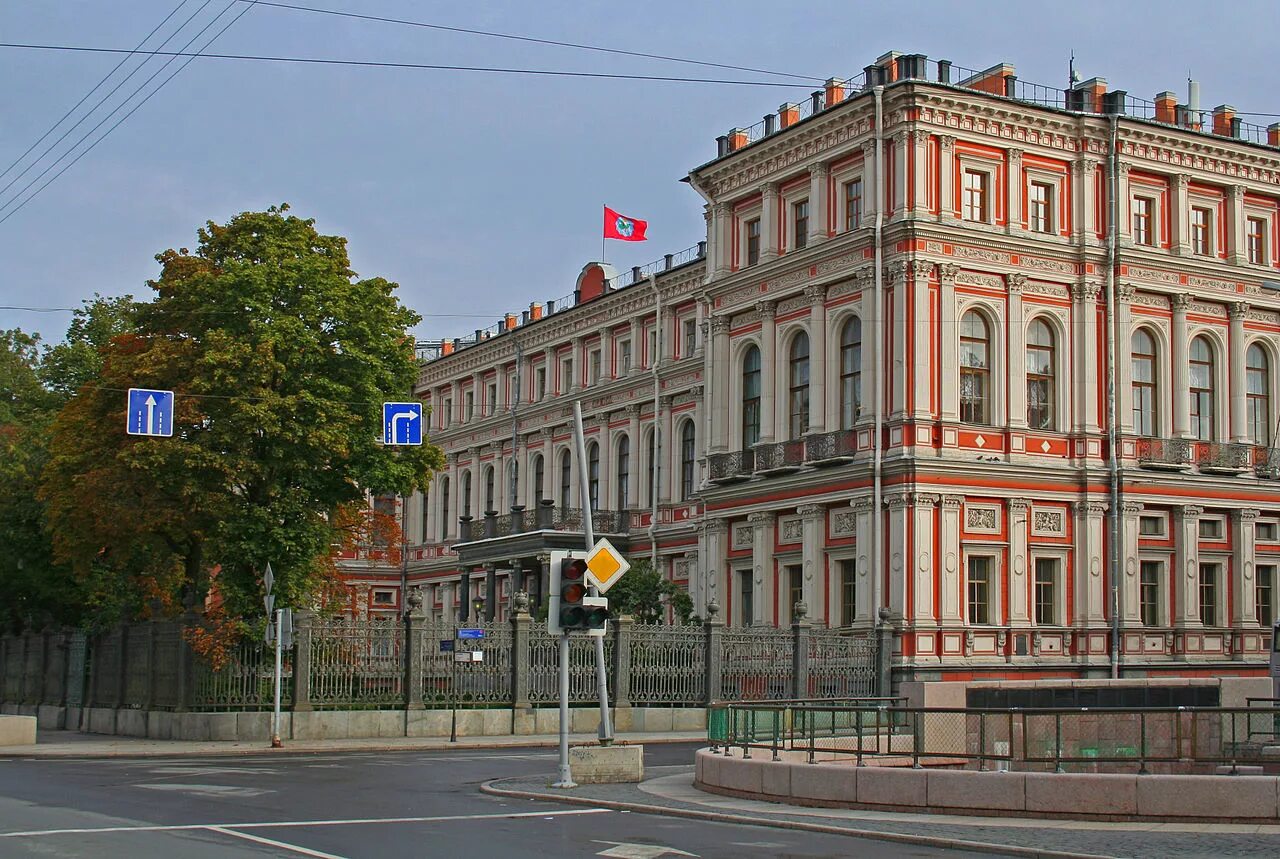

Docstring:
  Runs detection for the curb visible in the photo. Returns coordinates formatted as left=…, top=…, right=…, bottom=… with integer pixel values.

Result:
left=0, top=735, right=702, bottom=760
left=480, top=777, right=1111, bottom=859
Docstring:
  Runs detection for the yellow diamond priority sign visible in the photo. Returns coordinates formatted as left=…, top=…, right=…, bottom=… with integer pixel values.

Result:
left=584, top=537, right=630, bottom=593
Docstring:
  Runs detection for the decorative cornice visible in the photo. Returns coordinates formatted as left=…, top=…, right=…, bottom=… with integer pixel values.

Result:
left=1229, top=301, right=1250, bottom=319
left=747, top=511, right=774, bottom=525
left=756, top=300, right=777, bottom=320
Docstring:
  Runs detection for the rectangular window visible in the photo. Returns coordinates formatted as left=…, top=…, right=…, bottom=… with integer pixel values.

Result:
left=840, top=559, right=857, bottom=625
left=1247, top=217, right=1267, bottom=266
left=486, top=382, right=497, bottom=416
left=738, top=569, right=753, bottom=627
left=967, top=556, right=992, bottom=625
left=1140, top=561, right=1161, bottom=626
left=372, top=590, right=395, bottom=606
left=561, top=357, right=573, bottom=392
left=1191, top=206, right=1211, bottom=256
left=619, top=340, right=632, bottom=374
left=1258, top=565, right=1275, bottom=627
left=536, top=367, right=547, bottom=400
left=465, top=391, right=475, bottom=421
left=793, top=200, right=809, bottom=250
left=1029, top=181, right=1053, bottom=233
left=648, top=329, right=658, bottom=366
left=589, top=349, right=602, bottom=385
left=1198, top=518, right=1224, bottom=540
left=786, top=565, right=803, bottom=623
left=1198, top=563, right=1218, bottom=626
left=746, top=218, right=761, bottom=266
left=683, top=319, right=697, bottom=358
left=1033, top=557, right=1058, bottom=625
left=844, top=178, right=863, bottom=231
left=443, top=398, right=453, bottom=428
left=1132, top=197, right=1154, bottom=246
left=963, top=169, right=988, bottom=223
left=1257, top=521, right=1279, bottom=543
left=1139, top=515, right=1165, bottom=537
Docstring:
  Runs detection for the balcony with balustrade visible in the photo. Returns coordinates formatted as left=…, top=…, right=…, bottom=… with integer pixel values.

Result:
left=1135, top=437, right=1193, bottom=471
left=803, top=429, right=859, bottom=466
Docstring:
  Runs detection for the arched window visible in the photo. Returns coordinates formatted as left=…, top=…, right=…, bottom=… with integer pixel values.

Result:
left=742, top=345, right=761, bottom=447
left=1026, top=318, right=1054, bottom=430
left=616, top=435, right=630, bottom=510
left=483, top=466, right=495, bottom=513
left=559, top=450, right=572, bottom=509
left=587, top=442, right=600, bottom=511
left=461, top=471, right=472, bottom=519
left=839, top=317, right=862, bottom=429
left=1132, top=329, right=1158, bottom=437
left=646, top=431, right=656, bottom=506
left=532, top=455, right=544, bottom=505
left=960, top=311, right=990, bottom=425
left=1190, top=336, right=1215, bottom=441
left=1247, top=343, right=1270, bottom=445
left=680, top=421, right=696, bottom=500
left=788, top=332, right=810, bottom=439
left=439, top=476, right=450, bottom=541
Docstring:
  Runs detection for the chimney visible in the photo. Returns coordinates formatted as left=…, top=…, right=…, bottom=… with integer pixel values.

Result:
left=504, top=313, right=517, bottom=331
left=697, top=240, right=707, bottom=258
left=763, top=114, right=776, bottom=135
left=876, top=51, right=902, bottom=82
left=727, top=127, right=749, bottom=151
left=1102, top=89, right=1127, bottom=116
left=897, top=54, right=927, bottom=80
left=959, top=63, right=1018, bottom=98
left=778, top=102, right=800, bottom=129
left=1154, top=91, right=1177, bottom=125
left=546, top=299, right=556, bottom=314
left=1066, top=76, right=1107, bottom=113
left=1269, top=124, right=1280, bottom=148
left=521, top=310, right=529, bottom=325
left=937, top=59, right=952, bottom=84
left=664, top=253, right=674, bottom=270
left=715, top=135, right=728, bottom=157
left=1212, top=105, right=1236, bottom=137
left=825, top=77, right=846, bottom=107
left=442, top=340, right=454, bottom=356
left=529, top=301, right=543, bottom=321
left=631, top=265, right=642, bottom=282
left=810, top=90, right=823, bottom=113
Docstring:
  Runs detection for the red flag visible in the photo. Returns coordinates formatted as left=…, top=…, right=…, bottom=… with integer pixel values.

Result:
left=604, top=206, right=648, bottom=242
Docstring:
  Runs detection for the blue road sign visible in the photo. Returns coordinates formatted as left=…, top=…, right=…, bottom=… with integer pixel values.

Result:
left=457, top=628, right=485, bottom=640
left=126, top=388, right=174, bottom=437
left=382, top=402, right=423, bottom=445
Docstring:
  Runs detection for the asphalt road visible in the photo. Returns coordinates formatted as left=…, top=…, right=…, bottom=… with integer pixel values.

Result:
left=0, top=742, right=989, bottom=858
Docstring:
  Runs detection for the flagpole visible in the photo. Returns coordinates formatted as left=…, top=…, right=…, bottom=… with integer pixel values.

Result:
left=601, top=204, right=606, bottom=264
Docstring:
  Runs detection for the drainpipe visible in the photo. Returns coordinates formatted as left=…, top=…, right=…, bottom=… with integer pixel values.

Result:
left=1106, top=115, right=1122, bottom=679
left=650, top=274, right=662, bottom=575
left=872, top=86, right=886, bottom=634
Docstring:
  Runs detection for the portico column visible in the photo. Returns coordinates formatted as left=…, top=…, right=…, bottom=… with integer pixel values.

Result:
left=1229, top=302, right=1249, bottom=443
left=757, top=301, right=777, bottom=444
left=1233, top=509, right=1261, bottom=628
left=808, top=163, right=830, bottom=244
left=1007, top=274, right=1028, bottom=429
left=797, top=504, right=826, bottom=624
left=1172, top=294, right=1192, bottom=439
left=1005, top=148, right=1023, bottom=235
left=805, top=284, right=827, bottom=434
left=938, top=265, right=961, bottom=421
left=1172, top=505, right=1204, bottom=626
left=761, top=181, right=780, bottom=261
left=711, top=315, right=732, bottom=452
left=748, top=511, right=775, bottom=626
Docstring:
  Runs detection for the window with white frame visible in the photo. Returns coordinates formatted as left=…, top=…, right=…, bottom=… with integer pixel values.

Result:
left=1026, top=317, right=1055, bottom=429
left=962, top=168, right=989, bottom=223
left=1189, top=336, right=1216, bottom=441
left=1131, top=328, right=1159, bottom=437
left=618, top=340, right=632, bottom=374
left=465, top=390, right=475, bottom=421
left=788, top=332, right=810, bottom=438
left=839, top=317, right=862, bottom=428
left=561, top=356, right=574, bottom=393
left=737, top=569, right=754, bottom=626
left=967, top=555, right=994, bottom=625
left=486, top=382, right=497, bottom=416
left=683, top=318, right=697, bottom=358
left=615, top=436, right=630, bottom=510
left=680, top=420, right=696, bottom=500
left=1191, top=206, right=1212, bottom=256
left=742, top=345, right=761, bottom=447
left=1247, top=217, right=1268, bottom=266
left=1029, top=181, right=1054, bottom=233
left=1247, top=344, right=1270, bottom=445
left=1139, top=514, right=1167, bottom=537
left=1198, top=516, right=1225, bottom=539
left=1198, top=563, right=1219, bottom=626
left=443, top=397, right=453, bottom=428
left=960, top=310, right=991, bottom=424
left=1257, top=520, right=1279, bottom=543
left=745, top=218, right=761, bottom=266
left=1132, top=196, right=1155, bottom=246
left=535, top=367, right=547, bottom=400
left=372, top=590, right=395, bottom=607
left=1140, top=560, right=1162, bottom=626
left=589, top=349, right=602, bottom=385
left=839, top=558, right=857, bottom=625
left=792, top=199, right=809, bottom=250
left=1258, top=565, right=1276, bottom=627
left=843, top=178, right=863, bottom=231
left=1033, top=556, right=1061, bottom=625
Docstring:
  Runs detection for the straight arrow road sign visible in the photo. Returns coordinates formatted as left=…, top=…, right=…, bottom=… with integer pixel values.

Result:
left=126, top=388, right=174, bottom=437
left=382, top=402, right=423, bottom=445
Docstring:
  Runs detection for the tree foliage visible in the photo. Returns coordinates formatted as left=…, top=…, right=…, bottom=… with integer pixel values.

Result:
left=606, top=558, right=694, bottom=624
left=38, top=206, right=442, bottom=623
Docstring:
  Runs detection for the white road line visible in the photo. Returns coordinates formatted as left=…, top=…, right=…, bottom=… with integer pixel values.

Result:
left=208, top=826, right=349, bottom=859
left=0, top=808, right=612, bottom=838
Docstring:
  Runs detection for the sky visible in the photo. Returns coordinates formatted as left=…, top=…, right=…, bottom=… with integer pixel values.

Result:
left=2, top=0, right=1278, bottom=346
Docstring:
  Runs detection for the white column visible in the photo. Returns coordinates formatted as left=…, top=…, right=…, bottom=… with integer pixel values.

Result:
left=1072, top=158, right=1095, bottom=241
left=659, top=395, right=674, bottom=504
left=809, top=163, right=830, bottom=244
left=1008, top=498, right=1032, bottom=625
left=912, top=494, right=939, bottom=625
left=1227, top=185, right=1247, bottom=266
left=1120, top=502, right=1143, bottom=624
left=626, top=406, right=641, bottom=508
left=861, top=140, right=880, bottom=221
left=1072, top=282, right=1101, bottom=434
left=1005, top=148, right=1023, bottom=235
left=1172, top=294, right=1192, bottom=439
left=445, top=453, right=459, bottom=541
left=856, top=268, right=878, bottom=424
left=937, top=136, right=956, bottom=222
left=806, top=284, right=827, bottom=434
left=938, top=495, right=964, bottom=623
left=539, top=429, right=555, bottom=504
left=885, top=262, right=907, bottom=420
left=601, top=325, right=615, bottom=380
left=1116, top=284, right=1136, bottom=433
left=748, top=511, right=775, bottom=626
left=469, top=447, right=483, bottom=519
left=571, top=336, right=585, bottom=392
left=758, top=300, right=777, bottom=444
left=472, top=374, right=483, bottom=420
left=1229, top=302, right=1249, bottom=443
left=627, top=320, right=642, bottom=376
left=1117, top=163, right=1133, bottom=244
left=1172, top=504, right=1203, bottom=626
left=910, top=130, right=929, bottom=215
left=1007, top=274, right=1028, bottom=429
left=798, top=504, right=826, bottom=623
left=1233, top=509, right=1260, bottom=626
left=701, top=519, right=728, bottom=617
left=760, top=181, right=780, bottom=261
left=910, top=260, right=933, bottom=421
left=711, top=315, right=731, bottom=451
left=712, top=202, right=732, bottom=276
left=939, top=264, right=961, bottom=421
left=1072, top=501, right=1108, bottom=625
left=885, top=494, right=909, bottom=621
left=695, top=299, right=707, bottom=355
left=890, top=131, right=908, bottom=221
left=1171, top=174, right=1190, bottom=255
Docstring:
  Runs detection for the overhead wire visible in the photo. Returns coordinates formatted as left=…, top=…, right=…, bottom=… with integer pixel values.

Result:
left=0, top=304, right=510, bottom=318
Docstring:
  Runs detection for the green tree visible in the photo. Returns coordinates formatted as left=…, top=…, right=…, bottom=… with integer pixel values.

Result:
left=40, top=206, right=443, bottom=621
left=606, top=558, right=694, bottom=624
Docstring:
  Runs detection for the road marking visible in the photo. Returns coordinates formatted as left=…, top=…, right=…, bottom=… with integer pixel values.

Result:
left=209, top=826, right=348, bottom=859
left=593, top=841, right=698, bottom=858
left=134, top=783, right=274, bottom=799
left=0, top=808, right=612, bottom=838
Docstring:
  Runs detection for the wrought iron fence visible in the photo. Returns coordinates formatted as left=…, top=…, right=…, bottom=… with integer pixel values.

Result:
left=527, top=621, right=615, bottom=704
left=807, top=630, right=877, bottom=698
left=308, top=617, right=403, bottom=709
left=719, top=628, right=794, bottom=701
left=628, top=623, right=706, bottom=705
left=754, top=440, right=805, bottom=472
left=192, top=638, right=289, bottom=711
left=804, top=429, right=858, bottom=464
left=1135, top=437, right=1192, bottom=468
left=1195, top=442, right=1251, bottom=472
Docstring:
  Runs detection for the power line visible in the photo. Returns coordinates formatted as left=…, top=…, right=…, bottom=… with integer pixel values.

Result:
left=0, top=304, right=510, bottom=318
left=0, top=3, right=260, bottom=225
left=0, top=0, right=193, bottom=186
left=0, top=43, right=815, bottom=89
left=239, top=0, right=823, bottom=84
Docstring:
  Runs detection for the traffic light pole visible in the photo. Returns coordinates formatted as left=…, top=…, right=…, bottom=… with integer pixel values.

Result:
left=271, top=608, right=283, bottom=749
left=573, top=400, right=614, bottom=744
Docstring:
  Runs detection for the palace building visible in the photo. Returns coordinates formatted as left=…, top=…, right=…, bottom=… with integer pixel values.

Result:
left=342, top=51, right=1280, bottom=685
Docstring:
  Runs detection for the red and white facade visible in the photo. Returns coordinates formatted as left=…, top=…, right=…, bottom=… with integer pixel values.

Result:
left=351, top=52, right=1280, bottom=684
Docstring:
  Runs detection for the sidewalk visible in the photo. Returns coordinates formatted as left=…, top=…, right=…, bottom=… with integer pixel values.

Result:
left=0, top=729, right=706, bottom=759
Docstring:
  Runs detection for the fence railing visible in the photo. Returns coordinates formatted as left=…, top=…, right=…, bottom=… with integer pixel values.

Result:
left=716, top=701, right=1280, bottom=773
left=0, top=615, right=881, bottom=715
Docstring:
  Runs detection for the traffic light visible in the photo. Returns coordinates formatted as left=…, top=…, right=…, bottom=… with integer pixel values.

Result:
left=548, top=551, right=609, bottom=633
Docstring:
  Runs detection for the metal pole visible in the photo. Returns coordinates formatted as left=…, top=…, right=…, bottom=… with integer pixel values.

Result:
left=552, top=631, right=575, bottom=787
left=649, top=274, right=661, bottom=577
left=271, top=608, right=283, bottom=749
left=450, top=640, right=457, bottom=743
left=1106, top=114, right=1122, bottom=679
left=572, top=400, right=614, bottom=743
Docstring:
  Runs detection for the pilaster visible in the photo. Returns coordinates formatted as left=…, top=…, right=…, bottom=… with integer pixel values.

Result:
left=808, top=163, right=830, bottom=244
left=885, top=262, right=908, bottom=419
left=1227, top=185, right=1247, bottom=266
left=938, top=264, right=961, bottom=421
left=757, top=301, right=777, bottom=444
left=760, top=182, right=779, bottom=261
left=1071, top=282, right=1101, bottom=434
left=1171, top=294, right=1192, bottom=439
left=748, top=511, right=776, bottom=626
left=1008, top=498, right=1032, bottom=625
left=1229, top=302, right=1249, bottom=443
left=797, top=504, right=826, bottom=624
left=1120, top=502, right=1143, bottom=623
left=909, top=260, right=934, bottom=421
left=1232, top=509, right=1261, bottom=627
left=1005, top=148, right=1023, bottom=235
left=912, top=494, right=939, bottom=624
left=1072, top=501, right=1108, bottom=625
left=805, top=285, right=828, bottom=433
left=1007, top=274, right=1028, bottom=430
left=1172, top=505, right=1204, bottom=626
left=1171, top=174, right=1191, bottom=255
left=885, top=493, right=911, bottom=620
left=938, top=496, right=964, bottom=623
left=937, top=135, right=956, bottom=222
